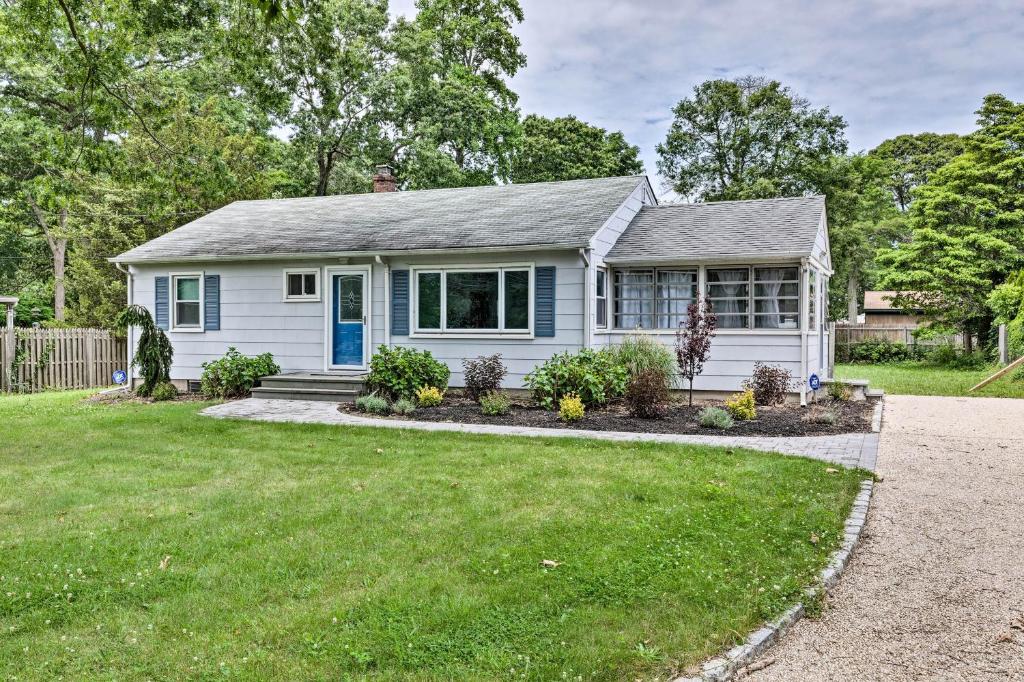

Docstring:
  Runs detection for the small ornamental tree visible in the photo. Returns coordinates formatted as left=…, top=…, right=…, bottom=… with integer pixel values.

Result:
left=115, top=305, right=173, bottom=397
left=675, top=299, right=717, bottom=406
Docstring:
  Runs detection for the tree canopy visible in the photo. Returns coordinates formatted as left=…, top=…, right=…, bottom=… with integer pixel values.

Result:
left=510, top=114, right=643, bottom=184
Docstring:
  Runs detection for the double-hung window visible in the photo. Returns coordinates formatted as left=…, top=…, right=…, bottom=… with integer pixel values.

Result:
left=754, top=266, right=800, bottom=329
left=596, top=268, right=608, bottom=328
left=706, top=268, right=750, bottom=329
left=613, top=269, right=697, bottom=329
left=172, top=274, right=202, bottom=330
left=414, top=266, right=532, bottom=334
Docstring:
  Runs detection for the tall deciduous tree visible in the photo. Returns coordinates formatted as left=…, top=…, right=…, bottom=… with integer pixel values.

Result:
left=868, top=132, right=964, bottom=212
left=391, top=0, right=525, bottom=188
left=656, top=76, right=847, bottom=201
left=232, top=0, right=391, bottom=196
left=510, top=114, right=643, bottom=183
left=877, top=95, right=1024, bottom=350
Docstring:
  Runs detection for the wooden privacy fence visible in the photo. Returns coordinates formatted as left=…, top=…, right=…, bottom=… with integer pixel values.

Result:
left=834, top=324, right=966, bottom=350
left=0, top=328, right=127, bottom=393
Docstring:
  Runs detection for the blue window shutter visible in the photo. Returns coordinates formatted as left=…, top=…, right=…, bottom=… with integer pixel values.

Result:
left=391, top=270, right=410, bottom=336
left=154, top=276, right=169, bottom=330
left=535, top=266, right=556, bottom=337
left=204, top=275, right=220, bottom=331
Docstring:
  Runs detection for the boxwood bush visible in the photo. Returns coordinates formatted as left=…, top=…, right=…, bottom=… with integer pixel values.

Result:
left=367, top=346, right=450, bottom=400
left=524, top=349, right=628, bottom=409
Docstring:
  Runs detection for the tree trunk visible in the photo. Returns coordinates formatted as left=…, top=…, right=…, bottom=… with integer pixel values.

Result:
left=964, top=327, right=974, bottom=353
left=316, top=153, right=333, bottom=196
left=847, top=270, right=859, bottom=323
left=52, top=238, right=67, bottom=321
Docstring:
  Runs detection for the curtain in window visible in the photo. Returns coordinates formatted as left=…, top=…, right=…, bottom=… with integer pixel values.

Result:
left=656, top=270, right=696, bottom=328
left=707, top=269, right=749, bottom=329
left=753, top=267, right=799, bottom=329
left=614, top=270, right=654, bottom=328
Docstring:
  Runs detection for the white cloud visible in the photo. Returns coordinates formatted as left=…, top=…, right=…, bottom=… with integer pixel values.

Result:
left=390, top=0, right=1024, bottom=195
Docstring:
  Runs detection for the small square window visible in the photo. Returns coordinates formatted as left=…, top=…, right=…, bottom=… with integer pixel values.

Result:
left=284, top=270, right=319, bottom=300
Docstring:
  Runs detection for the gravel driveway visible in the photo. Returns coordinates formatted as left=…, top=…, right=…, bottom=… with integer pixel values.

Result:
left=749, top=395, right=1024, bottom=681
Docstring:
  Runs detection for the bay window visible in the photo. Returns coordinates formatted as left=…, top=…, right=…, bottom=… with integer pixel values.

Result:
left=414, top=266, right=532, bottom=334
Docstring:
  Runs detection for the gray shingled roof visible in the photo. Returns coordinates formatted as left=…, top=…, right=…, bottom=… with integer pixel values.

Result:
left=114, top=175, right=647, bottom=263
left=604, top=195, right=826, bottom=263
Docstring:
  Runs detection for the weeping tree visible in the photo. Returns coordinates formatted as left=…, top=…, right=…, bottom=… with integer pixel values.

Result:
left=115, top=305, right=173, bottom=396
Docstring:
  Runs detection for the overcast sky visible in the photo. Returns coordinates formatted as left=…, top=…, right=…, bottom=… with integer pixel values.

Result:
left=392, top=0, right=1024, bottom=197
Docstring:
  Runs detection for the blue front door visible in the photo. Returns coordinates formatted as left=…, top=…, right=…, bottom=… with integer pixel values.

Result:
left=331, top=272, right=365, bottom=366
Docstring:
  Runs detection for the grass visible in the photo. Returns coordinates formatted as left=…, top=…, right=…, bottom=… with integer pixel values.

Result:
left=0, top=392, right=867, bottom=681
left=836, top=362, right=1024, bottom=398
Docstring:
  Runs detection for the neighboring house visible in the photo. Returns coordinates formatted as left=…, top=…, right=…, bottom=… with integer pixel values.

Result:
left=112, top=169, right=832, bottom=402
left=862, top=290, right=924, bottom=327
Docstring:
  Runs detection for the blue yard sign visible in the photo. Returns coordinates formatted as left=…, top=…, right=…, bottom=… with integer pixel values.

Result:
left=808, top=373, right=821, bottom=391
left=112, top=369, right=127, bottom=385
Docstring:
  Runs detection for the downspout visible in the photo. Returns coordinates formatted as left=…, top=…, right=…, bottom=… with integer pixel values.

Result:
left=579, top=248, right=591, bottom=349
left=115, top=262, right=133, bottom=391
left=376, top=255, right=390, bottom=348
left=800, top=258, right=809, bottom=406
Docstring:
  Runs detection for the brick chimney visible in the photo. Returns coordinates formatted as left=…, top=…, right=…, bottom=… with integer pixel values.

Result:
left=372, top=164, right=397, bottom=193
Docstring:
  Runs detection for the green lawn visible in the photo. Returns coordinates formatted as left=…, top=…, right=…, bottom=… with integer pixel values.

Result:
left=836, top=362, right=1024, bottom=398
left=1, top=392, right=866, bottom=681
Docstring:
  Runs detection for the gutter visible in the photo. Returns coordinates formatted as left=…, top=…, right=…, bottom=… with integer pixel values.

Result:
left=579, top=248, right=591, bottom=349
left=115, top=262, right=133, bottom=390
left=800, top=258, right=809, bottom=407
left=109, top=242, right=590, bottom=266
left=376, top=255, right=390, bottom=348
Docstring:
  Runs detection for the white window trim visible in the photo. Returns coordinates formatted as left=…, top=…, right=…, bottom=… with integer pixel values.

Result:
left=596, top=267, right=608, bottom=329
left=409, top=263, right=535, bottom=339
left=282, top=268, right=321, bottom=302
left=170, top=272, right=204, bottom=333
left=611, top=267, right=698, bottom=331
left=594, top=263, right=808, bottom=335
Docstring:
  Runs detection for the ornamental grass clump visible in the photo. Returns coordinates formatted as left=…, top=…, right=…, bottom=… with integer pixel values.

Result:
left=479, top=391, right=511, bottom=416
left=611, top=335, right=676, bottom=389
left=415, top=386, right=444, bottom=407
left=355, top=394, right=390, bottom=415
left=698, top=406, right=734, bottom=430
left=558, top=393, right=585, bottom=422
left=802, top=406, right=838, bottom=425
left=462, top=354, right=507, bottom=402
left=724, top=389, right=756, bottom=420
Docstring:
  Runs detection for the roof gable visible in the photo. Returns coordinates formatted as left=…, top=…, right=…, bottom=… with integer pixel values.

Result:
left=604, top=195, right=827, bottom=264
left=114, top=176, right=647, bottom=263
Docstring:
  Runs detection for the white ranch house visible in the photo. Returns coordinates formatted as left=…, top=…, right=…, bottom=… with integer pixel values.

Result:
left=113, top=172, right=833, bottom=403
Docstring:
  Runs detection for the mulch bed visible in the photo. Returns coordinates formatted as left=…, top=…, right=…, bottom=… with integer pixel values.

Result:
left=341, top=394, right=876, bottom=437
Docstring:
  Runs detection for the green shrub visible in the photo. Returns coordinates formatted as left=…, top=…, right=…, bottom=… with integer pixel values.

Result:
left=463, top=354, right=507, bottom=401
left=610, top=335, right=676, bottom=388
left=368, top=346, right=450, bottom=400
left=524, top=349, right=628, bottom=409
left=625, top=369, right=669, bottom=418
left=200, top=347, right=280, bottom=398
left=698, top=406, right=733, bottom=430
left=415, top=386, right=445, bottom=407
left=355, top=394, right=390, bottom=415
left=848, top=339, right=910, bottom=364
left=724, top=389, right=756, bottom=420
left=150, top=381, right=178, bottom=402
left=479, top=391, right=512, bottom=416
left=558, top=393, right=585, bottom=422
left=826, top=380, right=853, bottom=401
left=392, top=398, right=416, bottom=415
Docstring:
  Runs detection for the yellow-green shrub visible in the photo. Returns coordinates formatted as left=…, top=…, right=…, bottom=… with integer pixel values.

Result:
left=415, top=386, right=444, bottom=407
left=725, top=389, right=756, bottom=420
left=558, top=393, right=585, bottom=422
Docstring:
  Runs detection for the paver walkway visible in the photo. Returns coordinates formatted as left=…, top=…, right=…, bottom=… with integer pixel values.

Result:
left=749, top=395, right=1024, bottom=681
left=202, top=398, right=879, bottom=470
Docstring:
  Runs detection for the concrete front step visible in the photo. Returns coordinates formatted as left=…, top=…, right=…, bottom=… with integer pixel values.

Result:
left=253, top=373, right=367, bottom=402
left=251, top=386, right=362, bottom=402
